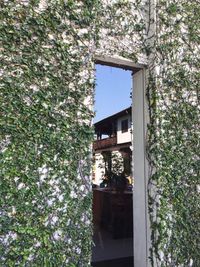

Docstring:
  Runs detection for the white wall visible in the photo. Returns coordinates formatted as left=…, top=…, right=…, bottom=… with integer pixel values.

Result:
left=117, top=114, right=132, bottom=144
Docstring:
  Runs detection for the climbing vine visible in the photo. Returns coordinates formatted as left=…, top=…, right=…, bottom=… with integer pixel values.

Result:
left=0, top=1, right=98, bottom=266
left=0, top=0, right=143, bottom=266
left=0, top=0, right=199, bottom=266
left=148, top=1, right=200, bottom=266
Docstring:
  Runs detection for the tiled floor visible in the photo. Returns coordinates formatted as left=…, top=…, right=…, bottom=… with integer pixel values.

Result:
left=92, top=228, right=133, bottom=263
left=91, top=257, right=133, bottom=267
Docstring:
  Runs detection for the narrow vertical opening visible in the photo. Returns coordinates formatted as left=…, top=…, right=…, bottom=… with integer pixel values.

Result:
left=91, top=64, right=134, bottom=267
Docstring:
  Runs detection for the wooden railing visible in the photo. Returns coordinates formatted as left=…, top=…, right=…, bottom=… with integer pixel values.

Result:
left=93, top=136, right=117, bottom=150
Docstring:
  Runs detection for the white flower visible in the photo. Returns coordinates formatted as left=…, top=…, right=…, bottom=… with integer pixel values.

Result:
left=3, top=231, right=18, bottom=244
left=77, top=28, right=88, bottom=36
left=0, top=136, right=11, bottom=153
left=38, top=164, right=48, bottom=182
left=58, top=194, right=64, bottom=202
left=80, top=185, right=85, bottom=192
left=42, top=103, right=48, bottom=109
left=11, top=232, right=17, bottom=240
left=40, top=173, right=48, bottom=182
left=70, top=190, right=77, bottom=199
left=0, top=69, right=4, bottom=77
left=0, top=146, right=7, bottom=153
left=51, top=216, right=58, bottom=225
left=53, top=230, right=62, bottom=240
left=38, top=164, right=47, bottom=173
left=197, top=185, right=200, bottom=193
left=159, top=250, right=164, bottom=261
left=47, top=199, right=54, bottom=207
left=37, top=57, right=42, bottom=64
left=18, top=183, right=25, bottom=190
left=48, top=34, right=55, bottom=40
left=155, top=65, right=160, bottom=76
left=14, top=177, right=20, bottom=183
left=76, top=247, right=81, bottom=254
left=30, top=84, right=39, bottom=92
left=27, top=254, right=34, bottom=261
left=53, top=154, right=58, bottom=161
left=48, top=179, right=55, bottom=186
left=52, top=185, right=60, bottom=195
left=34, top=241, right=41, bottom=248
left=61, top=204, right=68, bottom=213
left=44, top=220, right=49, bottom=227
left=34, top=0, right=48, bottom=13
left=23, top=96, right=32, bottom=106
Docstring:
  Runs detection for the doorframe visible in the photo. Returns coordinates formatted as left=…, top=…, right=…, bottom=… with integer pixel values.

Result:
left=132, top=68, right=150, bottom=267
left=94, top=55, right=150, bottom=267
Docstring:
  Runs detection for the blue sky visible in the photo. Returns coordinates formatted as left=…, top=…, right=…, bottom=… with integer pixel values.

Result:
left=94, top=64, right=132, bottom=122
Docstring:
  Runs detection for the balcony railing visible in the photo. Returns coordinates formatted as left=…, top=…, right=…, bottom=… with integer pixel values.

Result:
left=93, top=136, right=117, bottom=150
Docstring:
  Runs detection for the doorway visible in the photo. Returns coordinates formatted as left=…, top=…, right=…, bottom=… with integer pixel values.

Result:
left=91, top=56, right=148, bottom=267
left=91, top=64, right=133, bottom=266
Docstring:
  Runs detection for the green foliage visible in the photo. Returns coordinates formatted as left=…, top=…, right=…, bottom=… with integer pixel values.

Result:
left=0, top=1, right=96, bottom=266
left=0, top=0, right=143, bottom=266
left=148, top=0, right=200, bottom=266
left=110, top=152, right=124, bottom=175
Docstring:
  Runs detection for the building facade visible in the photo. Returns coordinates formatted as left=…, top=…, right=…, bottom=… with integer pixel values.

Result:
left=93, top=107, right=133, bottom=186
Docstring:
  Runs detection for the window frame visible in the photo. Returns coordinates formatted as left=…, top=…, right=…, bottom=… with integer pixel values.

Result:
left=94, top=55, right=150, bottom=267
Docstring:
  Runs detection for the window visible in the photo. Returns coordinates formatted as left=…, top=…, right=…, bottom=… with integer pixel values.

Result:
left=93, top=57, right=148, bottom=267
left=121, top=119, right=128, bottom=133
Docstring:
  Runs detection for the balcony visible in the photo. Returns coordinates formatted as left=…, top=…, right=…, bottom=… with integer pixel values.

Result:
left=93, top=136, right=117, bottom=151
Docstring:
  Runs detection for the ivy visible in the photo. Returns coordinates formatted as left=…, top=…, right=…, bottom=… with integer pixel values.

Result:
left=148, top=0, right=200, bottom=266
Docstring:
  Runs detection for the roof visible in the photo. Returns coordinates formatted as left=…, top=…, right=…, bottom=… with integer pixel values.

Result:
left=94, top=106, right=131, bottom=135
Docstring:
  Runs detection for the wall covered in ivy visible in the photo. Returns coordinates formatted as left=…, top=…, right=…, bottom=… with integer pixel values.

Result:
left=0, top=1, right=96, bottom=266
left=148, top=0, right=200, bottom=266
left=0, top=1, right=144, bottom=266
left=0, top=0, right=199, bottom=266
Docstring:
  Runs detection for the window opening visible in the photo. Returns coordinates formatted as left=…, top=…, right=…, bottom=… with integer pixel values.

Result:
left=91, top=64, right=133, bottom=267
left=121, top=119, right=129, bottom=133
